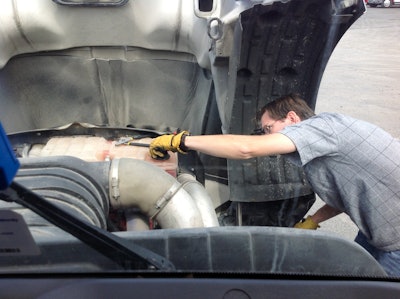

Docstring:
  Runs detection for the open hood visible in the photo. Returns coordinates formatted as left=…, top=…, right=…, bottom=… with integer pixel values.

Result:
left=0, top=0, right=366, bottom=211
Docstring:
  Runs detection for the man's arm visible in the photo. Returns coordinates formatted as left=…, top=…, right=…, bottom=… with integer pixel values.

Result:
left=183, top=133, right=296, bottom=159
left=295, top=204, right=343, bottom=229
left=309, top=204, right=343, bottom=224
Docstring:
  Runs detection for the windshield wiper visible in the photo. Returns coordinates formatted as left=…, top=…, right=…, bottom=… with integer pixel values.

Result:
left=0, top=181, right=175, bottom=271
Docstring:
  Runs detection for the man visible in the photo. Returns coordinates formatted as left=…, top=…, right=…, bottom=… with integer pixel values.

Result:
left=149, top=93, right=400, bottom=276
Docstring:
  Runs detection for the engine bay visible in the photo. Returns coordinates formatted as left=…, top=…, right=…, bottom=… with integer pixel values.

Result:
left=5, top=123, right=220, bottom=232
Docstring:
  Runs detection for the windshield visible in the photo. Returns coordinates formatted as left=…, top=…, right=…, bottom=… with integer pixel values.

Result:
left=0, top=0, right=399, bottom=284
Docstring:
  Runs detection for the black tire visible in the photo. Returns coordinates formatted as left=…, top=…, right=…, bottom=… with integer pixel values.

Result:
left=218, top=194, right=316, bottom=227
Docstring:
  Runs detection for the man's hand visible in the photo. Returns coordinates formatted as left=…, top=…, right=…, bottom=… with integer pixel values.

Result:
left=149, top=131, right=189, bottom=159
left=294, top=216, right=320, bottom=230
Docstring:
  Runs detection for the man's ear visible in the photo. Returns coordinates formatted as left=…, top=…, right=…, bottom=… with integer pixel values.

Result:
left=286, top=111, right=301, bottom=123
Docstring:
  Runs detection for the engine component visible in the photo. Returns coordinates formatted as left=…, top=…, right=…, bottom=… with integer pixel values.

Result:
left=9, top=157, right=109, bottom=229
left=109, top=158, right=219, bottom=229
left=5, top=125, right=219, bottom=231
left=177, top=173, right=219, bottom=227
left=1, top=155, right=220, bottom=231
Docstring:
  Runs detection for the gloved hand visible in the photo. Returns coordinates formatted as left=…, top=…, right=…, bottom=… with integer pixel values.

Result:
left=149, top=131, right=189, bottom=160
left=294, top=216, right=320, bottom=230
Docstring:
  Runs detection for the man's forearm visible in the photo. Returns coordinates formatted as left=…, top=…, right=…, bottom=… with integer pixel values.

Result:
left=310, top=204, right=343, bottom=224
left=183, top=133, right=296, bottom=159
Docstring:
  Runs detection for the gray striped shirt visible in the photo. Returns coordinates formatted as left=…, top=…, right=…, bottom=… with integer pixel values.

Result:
left=281, top=113, right=400, bottom=251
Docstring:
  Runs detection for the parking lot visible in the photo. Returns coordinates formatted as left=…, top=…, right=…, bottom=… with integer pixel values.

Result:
left=309, top=7, right=400, bottom=239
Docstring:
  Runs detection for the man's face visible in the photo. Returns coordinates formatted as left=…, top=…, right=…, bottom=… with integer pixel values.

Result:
left=260, top=111, right=298, bottom=134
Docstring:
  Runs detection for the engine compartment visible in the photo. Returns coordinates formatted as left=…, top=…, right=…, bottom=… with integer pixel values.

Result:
left=5, top=123, right=219, bottom=232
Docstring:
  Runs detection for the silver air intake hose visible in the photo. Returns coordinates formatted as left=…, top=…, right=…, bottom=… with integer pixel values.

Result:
left=177, top=173, right=219, bottom=227
left=109, top=158, right=218, bottom=229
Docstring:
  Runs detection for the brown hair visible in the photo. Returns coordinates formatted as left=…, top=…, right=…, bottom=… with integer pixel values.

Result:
left=257, top=93, right=315, bottom=122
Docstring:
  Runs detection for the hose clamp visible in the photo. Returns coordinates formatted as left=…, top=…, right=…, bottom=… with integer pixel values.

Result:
left=149, top=181, right=183, bottom=220
left=110, top=158, right=120, bottom=203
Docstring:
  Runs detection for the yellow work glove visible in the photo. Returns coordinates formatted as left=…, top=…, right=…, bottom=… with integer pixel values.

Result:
left=294, top=216, right=320, bottom=230
left=149, top=131, right=189, bottom=160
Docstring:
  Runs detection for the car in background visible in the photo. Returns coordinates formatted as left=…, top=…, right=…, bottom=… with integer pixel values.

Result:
left=368, top=0, right=400, bottom=7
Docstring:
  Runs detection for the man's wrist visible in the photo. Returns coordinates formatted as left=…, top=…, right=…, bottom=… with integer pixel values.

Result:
left=179, top=132, right=189, bottom=152
left=309, top=215, right=319, bottom=224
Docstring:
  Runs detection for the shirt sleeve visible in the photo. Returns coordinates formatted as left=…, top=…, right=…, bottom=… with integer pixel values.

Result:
left=279, top=114, right=339, bottom=166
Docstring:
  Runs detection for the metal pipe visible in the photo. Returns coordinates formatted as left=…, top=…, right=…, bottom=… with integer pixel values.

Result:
left=177, top=173, right=219, bottom=227
left=109, top=158, right=205, bottom=229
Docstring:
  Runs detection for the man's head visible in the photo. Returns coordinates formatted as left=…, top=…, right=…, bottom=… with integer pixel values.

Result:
left=256, top=93, right=315, bottom=134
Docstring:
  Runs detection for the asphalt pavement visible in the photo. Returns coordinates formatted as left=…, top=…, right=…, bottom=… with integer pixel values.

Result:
left=307, top=6, right=400, bottom=240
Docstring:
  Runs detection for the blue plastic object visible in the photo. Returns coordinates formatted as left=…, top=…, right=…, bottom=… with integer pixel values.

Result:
left=0, top=122, right=19, bottom=189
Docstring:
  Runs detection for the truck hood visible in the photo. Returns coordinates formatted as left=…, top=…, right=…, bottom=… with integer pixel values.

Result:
left=0, top=0, right=366, bottom=205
